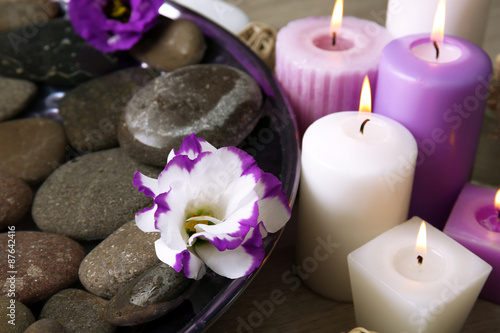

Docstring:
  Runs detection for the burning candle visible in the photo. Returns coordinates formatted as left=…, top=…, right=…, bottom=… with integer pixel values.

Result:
left=374, top=0, right=493, bottom=229
left=386, top=0, right=491, bottom=46
left=297, top=77, right=417, bottom=301
left=275, top=0, right=392, bottom=135
left=444, top=183, right=500, bottom=305
left=348, top=217, right=492, bottom=333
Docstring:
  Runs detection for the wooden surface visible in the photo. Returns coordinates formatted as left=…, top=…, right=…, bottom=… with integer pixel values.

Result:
left=204, top=0, right=500, bottom=332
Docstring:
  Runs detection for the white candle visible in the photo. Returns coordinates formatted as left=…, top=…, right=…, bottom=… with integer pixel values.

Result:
left=386, top=0, right=492, bottom=46
left=348, top=217, right=492, bottom=333
left=171, top=0, right=249, bottom=34
left=297, top=84, right=417, bottom=301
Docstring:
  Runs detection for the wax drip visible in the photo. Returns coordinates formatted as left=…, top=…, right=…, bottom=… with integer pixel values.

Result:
left=417, top=255, right=423, bottom=265
left=360, top=119, right=370, bottom=134
left=433, top=41, right=440, bottom=59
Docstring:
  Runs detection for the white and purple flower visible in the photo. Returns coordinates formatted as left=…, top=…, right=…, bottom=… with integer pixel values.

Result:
left=68, top=0, right=164, bottom=53
left=133, top=134, right=291, bottom=280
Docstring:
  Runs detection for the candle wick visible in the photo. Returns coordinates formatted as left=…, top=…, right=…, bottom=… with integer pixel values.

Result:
left=417, top=255, right=423, bottom=266
left=360, top=119, right=370, bottom=134
left=497, top=210, right=500, bottom=219
left=332, top=32, right=336, bottom=46
left=433, top=41, right=440, bottom=59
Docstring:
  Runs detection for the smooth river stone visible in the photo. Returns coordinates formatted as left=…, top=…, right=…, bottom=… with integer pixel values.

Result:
left=0, top=1, right=58, bottom=33
left=40, top=288, right=115, bottom=333
left=0, top=77, right=37, bottom=121
left=0, top=118, right=67, bottom=184
left=0, top=296, right=35, bottom=332
left=58, top=67, right=157, bottom=153
left=32, top=148, right=162, bottom=240
left=104, top=262, right=194, bottom=326
left=0, top=173, right=33, bottom=229
left=79, top=220, right=160, bottom=299
left=0, top=18, right=133, bottom=86
left=0, top=231, right=86, bottom=304
left=130, top=19, right=206, bottom=72
left=24, top=318, right=67, bottom=333
left=118, top=64, right=263, bottom=166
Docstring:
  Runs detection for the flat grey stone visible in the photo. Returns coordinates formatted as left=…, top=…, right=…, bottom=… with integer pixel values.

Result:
left=40, top=289, right=115, bottom=333
left=32, top=148, right=162, bottom=240
left=0, top=296, right=34, bottom=333
left=0, top=118, right=67, bottom=184
left=104, top=262, right=194, bottom=326
left=0, top=18, right=134, bottom=86
left=130, top=18, right=206, bottom=72
left=59, top=67, right=157, bottom=153
left=0, top=1, right=58, bottom=34
left=0, top=231, right=85, bottom=304
left=24, top=318, right=66, bottom=333
left=79, top=220, right=160, bottom=299
left=0, top=173, right=33, bottom=229
left=0, top=77, right=37, bottom=121
left=118, top=64, right=263, bottom=166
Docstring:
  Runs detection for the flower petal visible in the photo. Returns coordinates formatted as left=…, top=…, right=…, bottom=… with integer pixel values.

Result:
left=133, top=171, right=159, bottom=198
left=195, top=225, right=265, bottom=279
left=167, top=133, right=217, bottom=162
left=135, top=205, right=159, bottom=232
left=255, top=173, right=291, bottom=233
left=154, top=239, right=206, bottom=280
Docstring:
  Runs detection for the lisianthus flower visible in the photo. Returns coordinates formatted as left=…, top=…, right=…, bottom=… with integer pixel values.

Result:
left=133, top=134, right=291, bottom=280
left=68, top=0, right=164, bottom=52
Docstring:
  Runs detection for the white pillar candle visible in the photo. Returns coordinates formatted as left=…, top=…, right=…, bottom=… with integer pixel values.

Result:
left=297, top=109, right=417, bottom=301
left=171, top=0, right=249, bottom=34
left=386, top=0, right=492, bottom=46
left=348, top=217, right=492, bottom=333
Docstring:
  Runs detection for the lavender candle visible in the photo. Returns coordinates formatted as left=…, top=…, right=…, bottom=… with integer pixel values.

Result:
left=275, top=1, right=392, bottom=135
left=373, top=28, right=492, bottom=228
left=444, top=183, right=500, bottom=304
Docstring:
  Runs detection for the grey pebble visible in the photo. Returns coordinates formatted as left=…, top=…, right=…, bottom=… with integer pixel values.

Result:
left=0, top=1, right=58, bottom=33
left=40, top=288, right=115, bottom=333
left=118, top=64, right=263, bottom=166
left=0, top=118, right=67, bottom=184
left=0, top=231, right=86, bottom=304
left=58, top=67, right=157, bottom=153
left=0, top=19, right=134, bottom=86
left=32, top=148, right=162, bottom=240
left=0, top=77, right=37, bottom=122
left=130, top=18, right=206, bottom=72
left=79, top=220, right=160, bottom=299
left=104, top=262, right=194, bottom=326
left=0, top=173, right=33, bottom=229
left=24, top=318, right=66, bottom=333
left=0, top=296, right=35, bottom=333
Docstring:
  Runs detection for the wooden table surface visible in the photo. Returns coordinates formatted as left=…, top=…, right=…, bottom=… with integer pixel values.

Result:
left=204, top=0, right=500, bottom=332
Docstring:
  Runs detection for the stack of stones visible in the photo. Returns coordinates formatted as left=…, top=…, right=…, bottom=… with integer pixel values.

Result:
left=0, top=2, right=264, bottom=332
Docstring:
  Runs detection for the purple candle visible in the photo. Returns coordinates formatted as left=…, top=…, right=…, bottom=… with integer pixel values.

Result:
left=443, top=183, right=500, bottom=304
left=373, top=31, right=492, bottom=229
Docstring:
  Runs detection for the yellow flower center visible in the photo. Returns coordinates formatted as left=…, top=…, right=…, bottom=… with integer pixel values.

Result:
left=185, top=213, right=215, bottom=236
left=105, top=0, right=131, bottom=23
left=185, top=215, right=211, bottom=232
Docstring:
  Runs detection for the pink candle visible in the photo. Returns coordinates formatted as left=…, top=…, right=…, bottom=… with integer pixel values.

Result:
left=275, top=7, right=392, bottom=135
left=373, top=2, right=492, bottom=229
left=444, top=183, right=500, bottom=304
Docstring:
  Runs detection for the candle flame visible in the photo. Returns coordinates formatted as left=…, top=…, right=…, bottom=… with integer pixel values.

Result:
left=330, top=0, right=343, bottom=37
left=431, top=0, right=446, bottom=44
left=415, top=221, right=427, bottom=255
left=495, top=189, right=500, bottom=211
left=359, top=75, right=372, bottom=113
